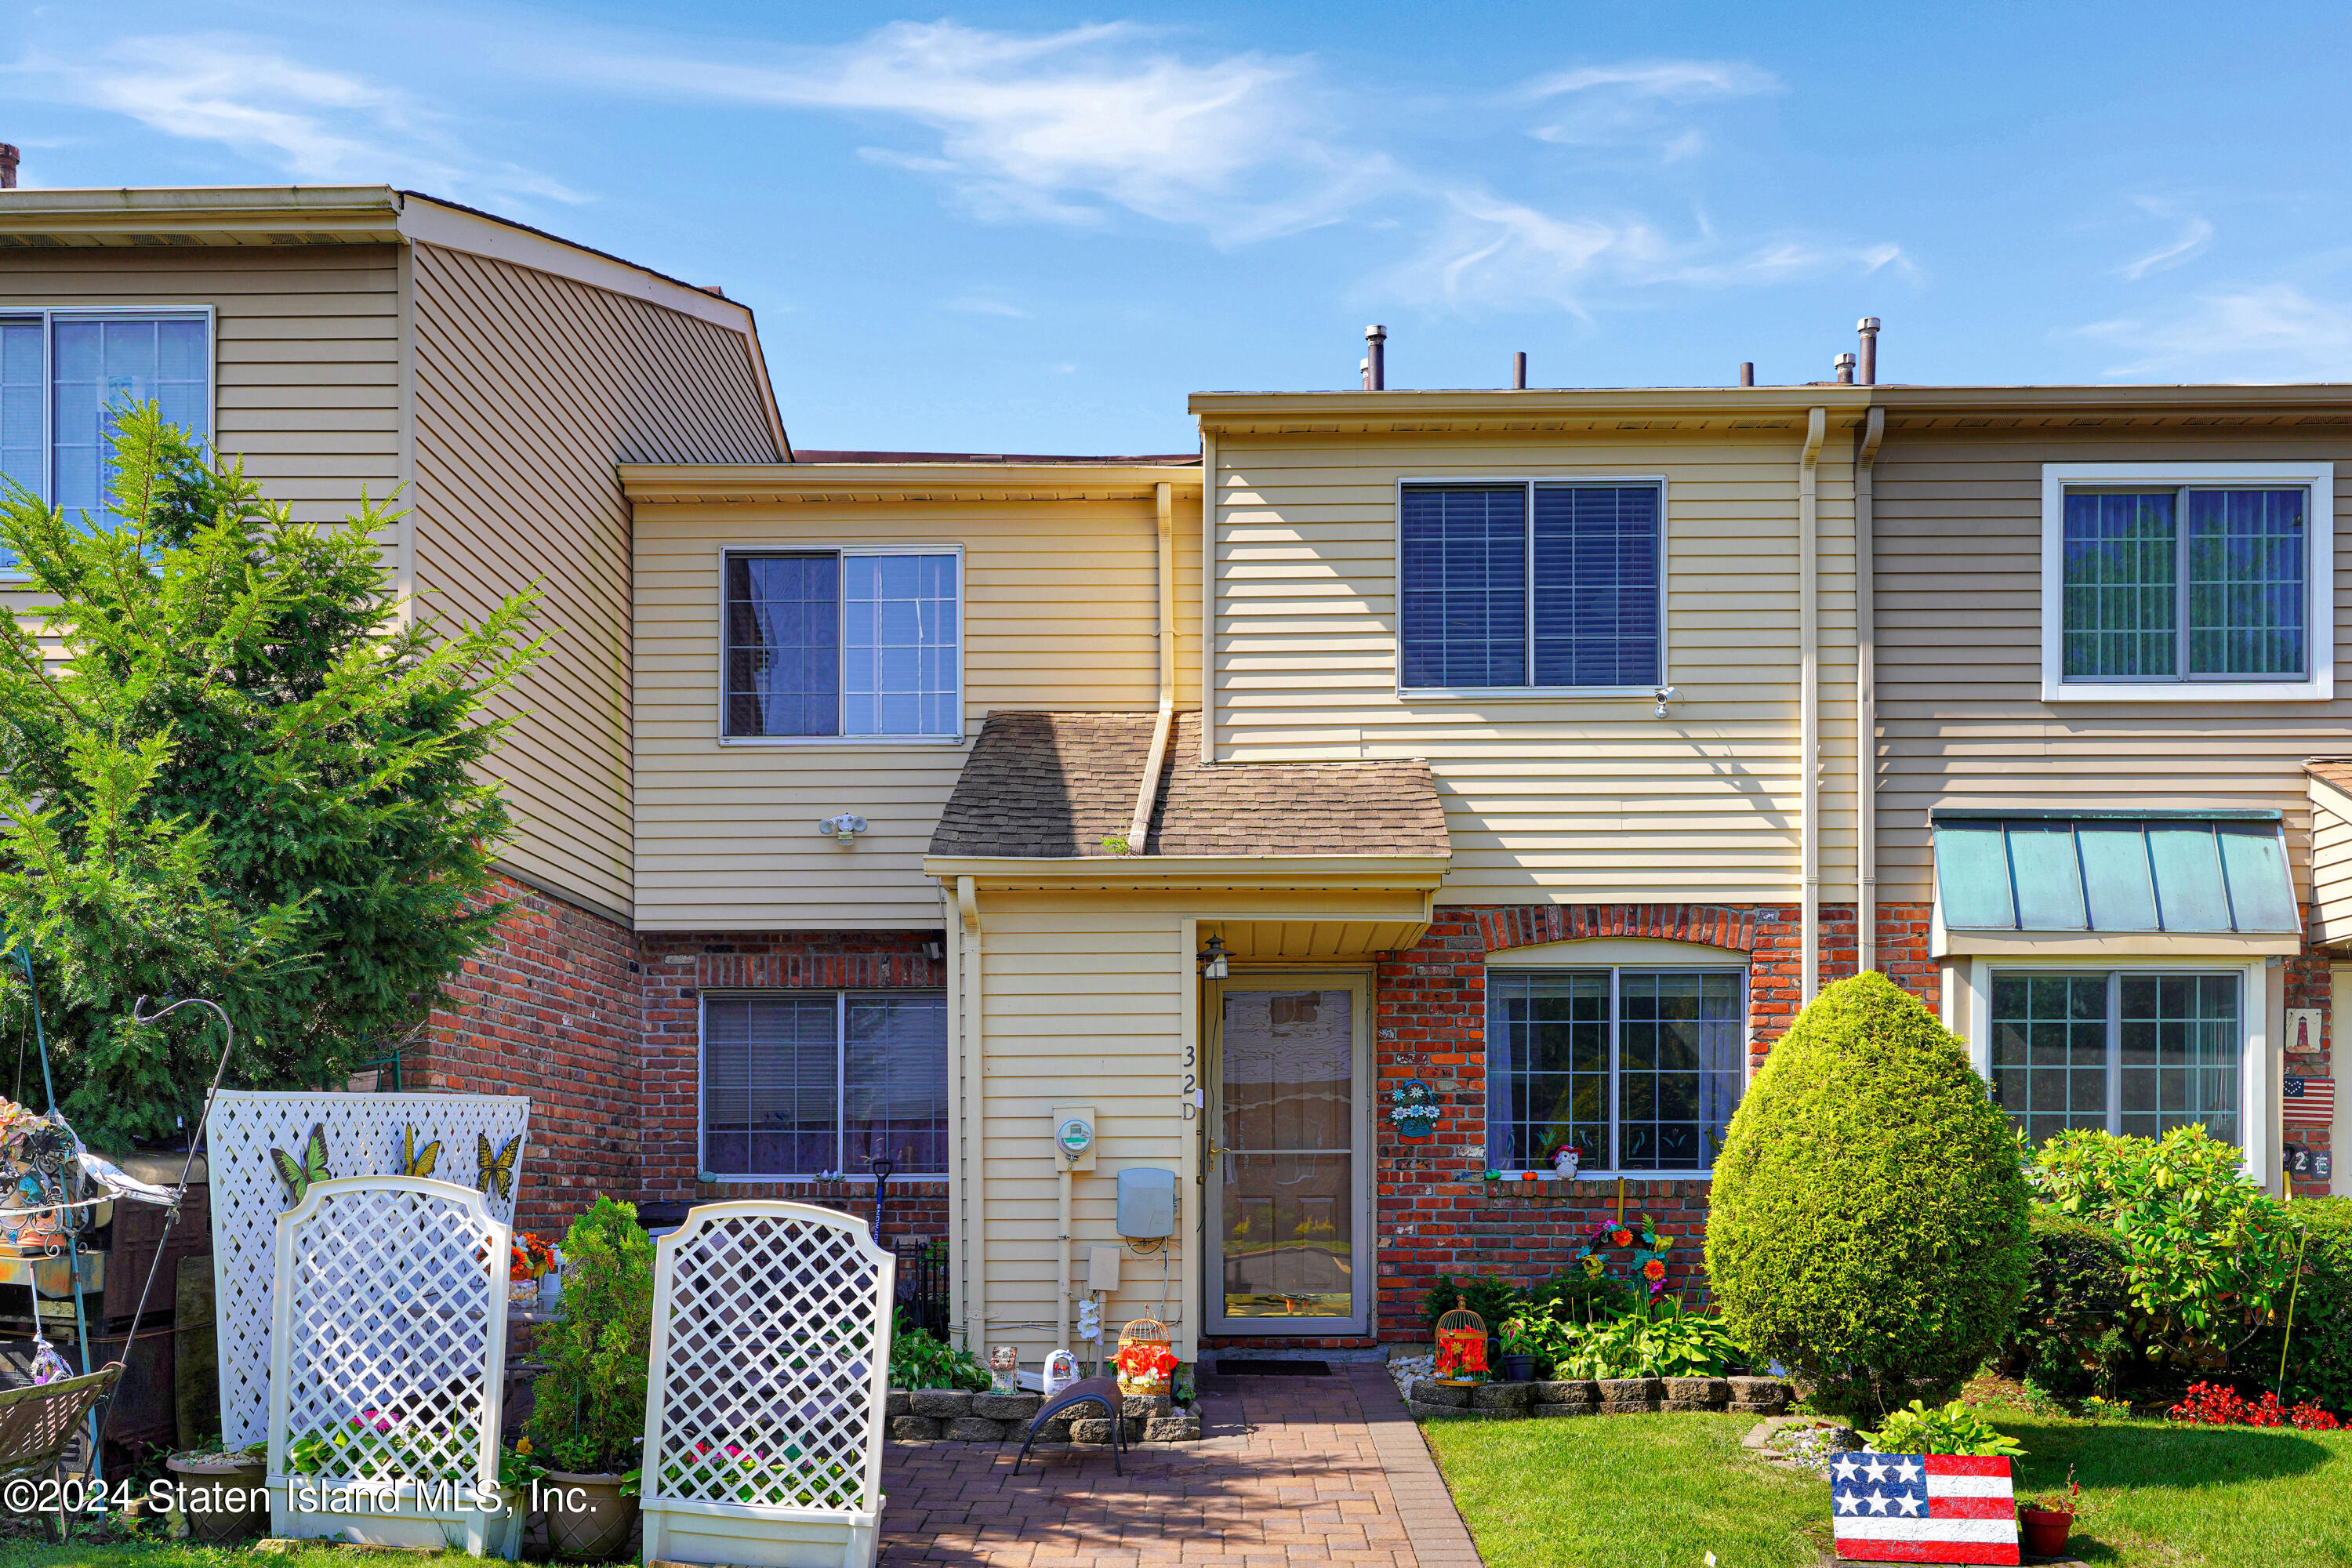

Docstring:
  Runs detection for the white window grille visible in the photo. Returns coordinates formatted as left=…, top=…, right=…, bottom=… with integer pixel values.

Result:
left=639, top=1201, right=897, bottom=1568
left=266, top=1177, right=512, bottom=1555
left=206, top=1091, right=531, bottom=1447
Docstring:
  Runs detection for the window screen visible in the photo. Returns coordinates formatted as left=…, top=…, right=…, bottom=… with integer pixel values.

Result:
left=724, top=550, right=959, bottom=738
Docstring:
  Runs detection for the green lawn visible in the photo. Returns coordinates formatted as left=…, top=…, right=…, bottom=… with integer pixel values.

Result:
left=1421, top=1407, right=2352, bottom=1568
left=0, top=1546, right=367, bottom=1568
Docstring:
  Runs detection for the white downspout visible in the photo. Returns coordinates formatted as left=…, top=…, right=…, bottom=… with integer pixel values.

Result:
left=956, top=875, right=985, bottom=1350
left=1127, top=481, right=1178, bottom=848
left=1800, top=408, right=1826, bottom=1005
left=1200, top=430, right=1217, bottom=762
left=1854, top=407, right=1886, bottom=975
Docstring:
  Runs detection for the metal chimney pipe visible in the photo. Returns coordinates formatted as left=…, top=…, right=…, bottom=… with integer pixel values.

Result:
left=1359, top=358, right=1370, bottom=390
left=1835, top=352, right=1857, bottom=386
left=1364, top=325, right=1386, bottom=391
left=1857, top=317, right=1880, bottom=385
left=1739, top=361, right=1755, bottom=387
left=1512, top=351, right=1526, bottom=390
left=0, top=145, right=18, bottom=190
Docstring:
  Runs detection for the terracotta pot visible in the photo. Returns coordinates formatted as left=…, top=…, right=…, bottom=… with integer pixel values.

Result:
left=166, top=1454, right=268, bottom=1543
left=543, top=1468, right=641, bottom=1562
left=2019, top=1507, right=2072, bottom=1557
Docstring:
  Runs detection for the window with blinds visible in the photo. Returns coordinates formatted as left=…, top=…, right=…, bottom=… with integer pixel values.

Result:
left=1399, top=481, right=1661, bottom=692
left=699, top=992, right=949, bottom=1177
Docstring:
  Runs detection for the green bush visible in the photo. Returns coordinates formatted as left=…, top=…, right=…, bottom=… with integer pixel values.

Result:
left=1705, top=973, right=2032, bottom=1419
left=2004, top=1207, right=2132, bottom=1396
left=1864, top=1399, right=2024, bottom=1458
left=525, top=1197, right=655, bottom=1475
left=889, top=1320, right=990, bottom=1391
left=1550, top=1299, right=1746, bottom=1379
left=2030, top=1125, right=2296, bottom=1370
left=1424, top=1273, right=1524, bottom=1334
left=2265, top=1197, right=2352, bottom=1409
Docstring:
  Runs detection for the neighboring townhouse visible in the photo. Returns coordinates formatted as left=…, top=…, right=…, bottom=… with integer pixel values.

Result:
left=5, top=180, right=2349, bottom=1366
left=0, top=183, right=786, bottom=1221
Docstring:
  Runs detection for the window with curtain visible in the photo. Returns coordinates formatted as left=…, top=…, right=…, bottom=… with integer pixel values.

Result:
left=1399, top=481, right=1661, bottom=691
left=1987, top=971, right=2241, bottom=1149
left=1485, top=967, right=1744, bottom=1173
left=700, top=991, right=949, bottom=1177
left=2060, top=487, right=2307, bottom=682
left=724, top=548, right=960, bottom=739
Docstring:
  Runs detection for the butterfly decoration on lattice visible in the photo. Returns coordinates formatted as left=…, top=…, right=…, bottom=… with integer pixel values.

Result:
left=401, top=1125, right=443, bottom=1178
left=270, top=1123, right=332, bottom=1207
left=476, top=1133, right=520, bottom=1200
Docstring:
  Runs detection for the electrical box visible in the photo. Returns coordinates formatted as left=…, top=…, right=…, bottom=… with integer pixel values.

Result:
left=1087, top=1244, right=1122, bottom=1293
left=1116, top=1167, right=1177, bottom=1240
left=1050, top=1105, right=1098, bottom=1170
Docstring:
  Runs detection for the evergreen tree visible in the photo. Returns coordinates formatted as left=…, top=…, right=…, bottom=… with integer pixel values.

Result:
left=0, top=404, right=539, bottom=1145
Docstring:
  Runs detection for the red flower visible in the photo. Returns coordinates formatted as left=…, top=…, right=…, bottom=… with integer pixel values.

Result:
left=1641, top=1259, right=1666, bottom=1281
left=1610, top=1229, right=1633, bottom=1248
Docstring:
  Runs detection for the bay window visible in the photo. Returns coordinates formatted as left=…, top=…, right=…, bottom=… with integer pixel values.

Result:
left=1987, top=970, right=2241, bottom=1149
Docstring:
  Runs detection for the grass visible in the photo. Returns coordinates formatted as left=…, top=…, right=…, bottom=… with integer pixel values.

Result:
left=0, top=1545, right=379, bottom=1568
left=1421, top=1406, right=2352, bottom=1568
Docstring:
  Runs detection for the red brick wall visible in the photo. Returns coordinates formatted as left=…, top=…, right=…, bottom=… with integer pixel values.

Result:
left=418, top=875, right=641, bottom=1233
left=638, top=931, right=951, bottom=1240
left=2283, top=946, right=2335, bottom=1198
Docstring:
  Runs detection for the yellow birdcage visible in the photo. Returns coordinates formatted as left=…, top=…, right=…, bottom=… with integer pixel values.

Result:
left=1433, top=1308, right=1490, bottom=1385
left=1113, top=1316, right=1176, bottom=1396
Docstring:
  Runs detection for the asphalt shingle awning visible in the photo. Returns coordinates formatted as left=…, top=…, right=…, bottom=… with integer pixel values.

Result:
left=1931, top=811, right=2299, bottom=935
left=929, top=712, right=1450, bottom=860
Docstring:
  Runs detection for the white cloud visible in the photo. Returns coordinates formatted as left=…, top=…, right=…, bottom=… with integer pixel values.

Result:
left=6, top=34, right=583, bottom=203
left=1518, top=58, right=1779, bottom=158
left=942, top=296, right=1027, bottom=318
left=2076, top=282, right=2352, bottom=379
left=551, top=20, right=1391, bottom=244
left=1520, top=61, right=1783, bottom=102
left=2118, top=198, right=2215, bottom=281
left=1380, top=187, right=1906, bottom=312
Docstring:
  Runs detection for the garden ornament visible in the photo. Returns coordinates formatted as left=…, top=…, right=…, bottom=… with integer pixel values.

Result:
left=1550, top=1142, right=1581, bottom=1179
left=1387, top=1080, right=1440, bottom=1139
left=989, top=1345, right=1021, bottom=1392
left=1433, top=1308, right=1489, bottom=1383
left=1043, top=1348, right=1079, bottom=1398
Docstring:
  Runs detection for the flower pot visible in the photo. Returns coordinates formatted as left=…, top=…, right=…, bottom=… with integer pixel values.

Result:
left=1501, top=1354, right=1536, bottom=1382
left=2019, top=1507, right=2072, bottom=1557
left=166, top=1454, right=268, bottom=1543
left=543, top=1468, right=641, bottom=1562
left=510, top=1276, right=543, bottom=1307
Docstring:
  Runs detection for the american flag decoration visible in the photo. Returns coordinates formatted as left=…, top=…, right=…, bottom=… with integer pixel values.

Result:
left=1830, top=1453, right=2018, bottom=1565
left=2285, top=1073, right=2336, bottom=1127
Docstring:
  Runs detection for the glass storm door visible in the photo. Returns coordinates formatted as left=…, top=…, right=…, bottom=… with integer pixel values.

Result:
left=1207, top=978, right=1369, bottom=1334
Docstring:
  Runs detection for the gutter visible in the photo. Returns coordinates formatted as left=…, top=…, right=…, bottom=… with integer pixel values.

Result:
left=1854, top=407, right=1886, bottom=974
left=1799, top=408, right=1826, bottom=1006
left=1126, top=482, right=1178, bottom=850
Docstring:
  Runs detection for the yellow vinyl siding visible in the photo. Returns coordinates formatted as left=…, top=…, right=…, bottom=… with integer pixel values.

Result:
left=408, top=241, right=778, bottom=924
left=1873, top=430, right=2352, bottom=906
left=2313, top=779, right=2352, bottom=946
left=631, top=493, right=1203, bottom=931
left=1210, top=430, right=1860, bottom=904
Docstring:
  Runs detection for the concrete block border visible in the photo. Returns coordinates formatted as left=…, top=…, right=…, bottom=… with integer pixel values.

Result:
left=884, top=1387, right=1204, bottom=1443
left=1405, top=1374, right=1791, bottom=1421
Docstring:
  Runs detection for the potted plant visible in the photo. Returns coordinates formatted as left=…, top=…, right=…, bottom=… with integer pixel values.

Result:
left=165, top=1439, right=268, bottom=1542
left=2019, top=1469, right=2082, bottom=1558
left=525, top=1196, right=655, bottom=1561
left=1496, top=1319, right=1540, bottom=1382
left=510, top=1229, right=559, bottom=1307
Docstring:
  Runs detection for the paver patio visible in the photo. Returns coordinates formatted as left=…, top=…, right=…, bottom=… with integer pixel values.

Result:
left=879, top=1364, right=1483, bottom=1568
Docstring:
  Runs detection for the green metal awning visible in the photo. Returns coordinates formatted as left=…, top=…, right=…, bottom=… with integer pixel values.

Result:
left=1931, top=811, right=2299, bottom=934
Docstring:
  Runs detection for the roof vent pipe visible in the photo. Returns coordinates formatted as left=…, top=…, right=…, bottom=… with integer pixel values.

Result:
left=1364, top=324, right=1386, bottom=391
left=1740, top=361, right=1755, bottom=387
left=1512, top=351, right=1526, bottom=390
left=0, top=145, right=17, bottom=190
left=1857, top=317, right=1879, bottom=385
left=1835, top=352, right=1857, bottom=386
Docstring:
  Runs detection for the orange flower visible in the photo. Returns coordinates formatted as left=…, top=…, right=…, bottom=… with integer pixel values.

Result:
left=1611, top=1229, right=1633, bottom=1248
left=1642, top=1259, right=1667, bottom=1281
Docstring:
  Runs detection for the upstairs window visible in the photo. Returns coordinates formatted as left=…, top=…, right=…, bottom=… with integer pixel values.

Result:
left=2042, top=463, right=2332, bottom=701
left=1399, top=481, right=1662, bottom=693
left=723, top=547, right=960, bottom=741
left=0, top=310, right=211, bottom=521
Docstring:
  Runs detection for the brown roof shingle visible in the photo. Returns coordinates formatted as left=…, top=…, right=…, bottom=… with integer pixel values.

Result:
left=929, top=711, right=1450, bottom=860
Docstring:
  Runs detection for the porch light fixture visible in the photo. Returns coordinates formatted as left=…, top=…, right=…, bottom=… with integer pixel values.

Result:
left=1197, top=936, right=1229, bottom=979
left=816, top=813, right=869, bottom=844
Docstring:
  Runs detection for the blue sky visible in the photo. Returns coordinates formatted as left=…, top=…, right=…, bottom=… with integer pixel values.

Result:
left=7, top=2, right=2351, bottom=452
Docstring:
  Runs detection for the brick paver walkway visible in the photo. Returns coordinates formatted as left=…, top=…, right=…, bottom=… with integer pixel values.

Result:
left=880, top=1365, right=1482, bottom=1568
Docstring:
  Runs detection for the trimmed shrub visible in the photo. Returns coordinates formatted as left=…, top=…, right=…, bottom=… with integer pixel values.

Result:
left=2265, top=1197, right=2352, bottom=1410
left=526, top=1196, right=655, bottom=1475
left=1706, top=972, right=2032, bottom=1418
left=2004, top=1207, right=2132, bottom=1396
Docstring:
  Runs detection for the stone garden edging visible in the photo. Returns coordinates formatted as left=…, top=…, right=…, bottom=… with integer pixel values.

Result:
left=885, top=1388, right=1204, bottom=1443
left=1403, top=1374, right=1791, bottom=1421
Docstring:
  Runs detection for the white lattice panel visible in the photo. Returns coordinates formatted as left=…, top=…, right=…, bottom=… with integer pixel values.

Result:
left=209, top=1091, right=530, bottom=1446
left=642, top=1202, right=895, bottom=1522
left=269, top=1178, right=508, bottom=1491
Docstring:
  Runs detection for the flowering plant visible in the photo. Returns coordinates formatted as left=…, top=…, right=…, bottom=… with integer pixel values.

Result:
left=510, top=1230, right=558, bottom=1281
left=2167, top=1381, right=2340, bottom=1430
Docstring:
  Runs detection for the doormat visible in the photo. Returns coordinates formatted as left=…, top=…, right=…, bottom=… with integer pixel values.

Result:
left=1214, top=1359, right=1332, bottom=1376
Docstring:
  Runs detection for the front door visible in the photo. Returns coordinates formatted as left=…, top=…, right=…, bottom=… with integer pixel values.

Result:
left=1205, top=975, right=1371, bottom=1335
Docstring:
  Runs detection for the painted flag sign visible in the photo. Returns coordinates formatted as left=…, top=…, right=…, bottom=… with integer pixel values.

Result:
left=2285, top=1073, right=2336, bottom=1127
left=1830, top=1453, right=2019, bottom=1565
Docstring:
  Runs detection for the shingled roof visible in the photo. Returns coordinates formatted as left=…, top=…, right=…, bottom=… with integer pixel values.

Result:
left=929, top=711, right=1450, bottom=859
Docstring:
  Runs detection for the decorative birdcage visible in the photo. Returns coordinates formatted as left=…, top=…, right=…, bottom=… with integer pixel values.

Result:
left=1113, top=1317, right=1176, bottom=1397
left=639, top=1201, right=895, bottom=1568
left=208, top=1091, right=531, bottom=1447
left=266, top=1176, right=515, bottom=1555
left=1433, top=1308, right=1489, bottom=1384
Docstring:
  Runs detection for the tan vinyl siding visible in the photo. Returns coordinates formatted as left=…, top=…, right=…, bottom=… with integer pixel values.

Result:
left=1873, top=428, right=2352, bottom=906
left=1211, top=430, right=1858, bottom=903
left=409, top=241, right=779, bottom=923
left=2307, top=779, right=2352, bottom=946
left=631, top=494, right=1203, bottom=930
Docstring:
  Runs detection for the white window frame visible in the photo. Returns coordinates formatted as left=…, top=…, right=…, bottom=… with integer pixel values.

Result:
left=714, top=543, right=966, bottom=747
left=1392, top=474, right=1670, bottom=701
left=2040, top=461, right=2334, bottom=702
left=694, top=987, right=951, bottom=1183
left=1483, top=944, right=1749, bottom=1179
left=0, top=305, right=217, bottom=581
left=1955, top=955, right=2275, bottom=1185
